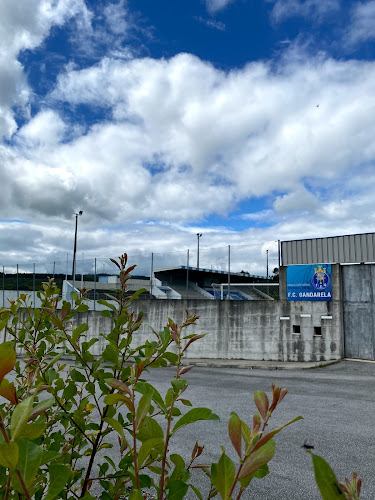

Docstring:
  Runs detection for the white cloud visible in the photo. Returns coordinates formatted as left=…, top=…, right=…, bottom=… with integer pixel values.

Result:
left=0, top=0, right=91, bottom=139
left=2, top=3, right=375, bottom=264
left=194, top=16, right=226, bottom=31
left=274, top=186, right=319, bottom=213
left=269, top=0, right=340, bottom=23
left=2, top=51, right=372, bottom=236
left=206, top=0, right=235, bottom=13
left=347, top=1, right=375, bottom=45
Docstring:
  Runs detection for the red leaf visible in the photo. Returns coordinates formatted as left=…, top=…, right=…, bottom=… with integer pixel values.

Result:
left=182, top=334, right=206, bottom=353
left=228, top=412, right=242, bottom=458
left=254, top=391, right=269, bottom=420
left=0, top=379, right=18, bottom=405
left=0, top=342, right=16, bottom=385
left=105, top=378, right=132, bottom=397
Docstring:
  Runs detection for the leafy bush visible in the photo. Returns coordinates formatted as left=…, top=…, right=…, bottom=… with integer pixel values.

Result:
left=0, top=253, right=302, bottom=499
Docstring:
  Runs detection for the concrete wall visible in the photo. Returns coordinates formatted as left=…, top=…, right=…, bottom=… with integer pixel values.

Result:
left=5, top=264, right=343, bottom=362
left=71, top=285, right=342, bottom=362
left=342, top=264, right=375, bottom=360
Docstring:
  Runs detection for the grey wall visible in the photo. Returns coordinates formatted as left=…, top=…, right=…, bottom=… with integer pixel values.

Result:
left=281, top=232, right=375, bottom=265
left=342, top=264, right=375, bottom=360
left=71, top=291, right=342, bottom=362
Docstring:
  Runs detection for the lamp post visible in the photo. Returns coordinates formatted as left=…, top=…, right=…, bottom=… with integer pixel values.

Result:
left=72, top=211, right=83, bottom=290
left=197, top=233, right=202, bottom=268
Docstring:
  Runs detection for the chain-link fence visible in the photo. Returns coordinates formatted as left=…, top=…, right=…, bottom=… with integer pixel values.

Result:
left=0, top=242, right=280, bottom=307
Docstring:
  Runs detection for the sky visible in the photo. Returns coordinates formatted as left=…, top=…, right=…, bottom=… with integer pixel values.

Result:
left=2, top=0, right=375, bottom=272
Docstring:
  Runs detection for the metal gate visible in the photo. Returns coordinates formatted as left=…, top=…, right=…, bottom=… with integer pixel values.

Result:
left=342, top=264, right=375, bottom=360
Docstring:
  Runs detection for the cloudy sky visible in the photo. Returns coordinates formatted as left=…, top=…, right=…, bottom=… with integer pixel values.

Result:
left=1, top=0, right=375, bottom=271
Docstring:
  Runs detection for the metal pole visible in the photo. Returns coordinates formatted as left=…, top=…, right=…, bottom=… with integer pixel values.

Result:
left=186, top=249, right=189, bottom=300
left=53, top=261, right=55, bottom=279
left=2, top=266, right=4, bottom=308
left=72, top=213, right=78, bottom=287
left=266, top=249, right=269, bottom=279
left=81, top=252, right=84, bottom=289
left=150, top=253, right=153, bottom=300
left=94, top=258, right=97, bottom=311
left=278, top=239, right=281, bottom=272
left=197, top=233, right=202, bottom=268
left=65, top=253, right=68, bottom=281
left=33, top=264, right=36, bottom=307
left=227, top=245, right=231, bottom=300
left=16, top=264, right=19, bottom=298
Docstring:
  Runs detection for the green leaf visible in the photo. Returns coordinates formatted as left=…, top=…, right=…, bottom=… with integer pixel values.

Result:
left=40, top=451, right=62, bottom=467
left=72, top=323, right=88, bottom=343
left=63, top=381, right=77, bottom=400
left=21, top=418, right=47, bottom=440
left=103, top=393, right=134, bottom=412
left=189, top=484, right=203, bottom=500
left=70, top=369, right=86, bottom=383
left=171, top=379, right=186, bottom=392
left=29, top=398, right=54, bottom=421
left=310, top=452, right=345, bottom=499
left=97, top=299, right=117, bottom=312
left=163, top=352, right=179, bottom=364
left=179, top=399, right=192, bottom=407
left=214, top=452, right=235, bottom=500
left=104, top=417, right=125, bottom=440
left=136, top=390, right=153, bottom=432
left=238, top=439, right=275, bottom=479
left=0, top=341, right=16, bottom=384
left=136, top=382, right=166, bottom=412
left=173, top=408, right=219, bottom=434
left=11, top=396, right=34, bottom=441
left=102, top=344, right=118, bottom=364
left=166, top=479, right=189, bottom=500
left=129, top=489, right=144, bottom=500
left=170, top=454, right=186, bottom=481
left=76, top=304, right=89, bottom=313
left=239, top=464, right=269, bottom=488
left=44, top=464, right=70, bottom=500
left=138, top=438, right=164, bottom=468
left=0, top=441, right=19, bottom=468
left=228, top=412, right=242, bottom=458
left=44, top=353, right=63, bottom=372
left=137, top=416, right=164, bottom=442
left=17, top=437, right=43, bottom=489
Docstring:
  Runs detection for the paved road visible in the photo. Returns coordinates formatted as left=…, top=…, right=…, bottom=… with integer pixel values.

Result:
left=10, top=359, right=375, bottom=498
left=136, top=360, right=375, bottom=500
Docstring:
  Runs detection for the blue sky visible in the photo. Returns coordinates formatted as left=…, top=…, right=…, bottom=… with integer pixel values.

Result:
left=2, top=0, right=375, bottom=269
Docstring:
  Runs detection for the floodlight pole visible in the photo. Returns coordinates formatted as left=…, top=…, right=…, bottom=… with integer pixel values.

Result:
left=197, top=233, right=202, bottom=268
left=72, top=211, right=83, bottom=291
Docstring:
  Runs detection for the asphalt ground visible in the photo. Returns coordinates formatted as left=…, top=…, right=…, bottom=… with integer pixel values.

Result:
left=136, top=359, right=375, bottom=500
left=6, top=359, right=375, bottom=499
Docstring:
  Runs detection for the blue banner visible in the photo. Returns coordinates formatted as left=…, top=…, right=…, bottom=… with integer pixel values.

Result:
left=287, top=264, right=332, bottom=301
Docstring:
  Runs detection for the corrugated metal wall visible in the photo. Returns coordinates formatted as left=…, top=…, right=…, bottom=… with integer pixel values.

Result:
left=281, top=233, right=375, bottom=265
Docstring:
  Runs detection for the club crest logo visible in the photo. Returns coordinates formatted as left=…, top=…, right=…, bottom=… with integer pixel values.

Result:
left=311, top=265, right=330, bottom=290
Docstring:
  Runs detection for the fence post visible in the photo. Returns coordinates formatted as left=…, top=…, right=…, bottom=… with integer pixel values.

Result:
left=94, top=258, right=97, bottom=311
left=150, top=253, right=153, bottom=300
left=33, top=264, right=36, bottom=307
left=186, top=249, right=189, bottom=300
left=227, top=245, right=231, bottom=300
